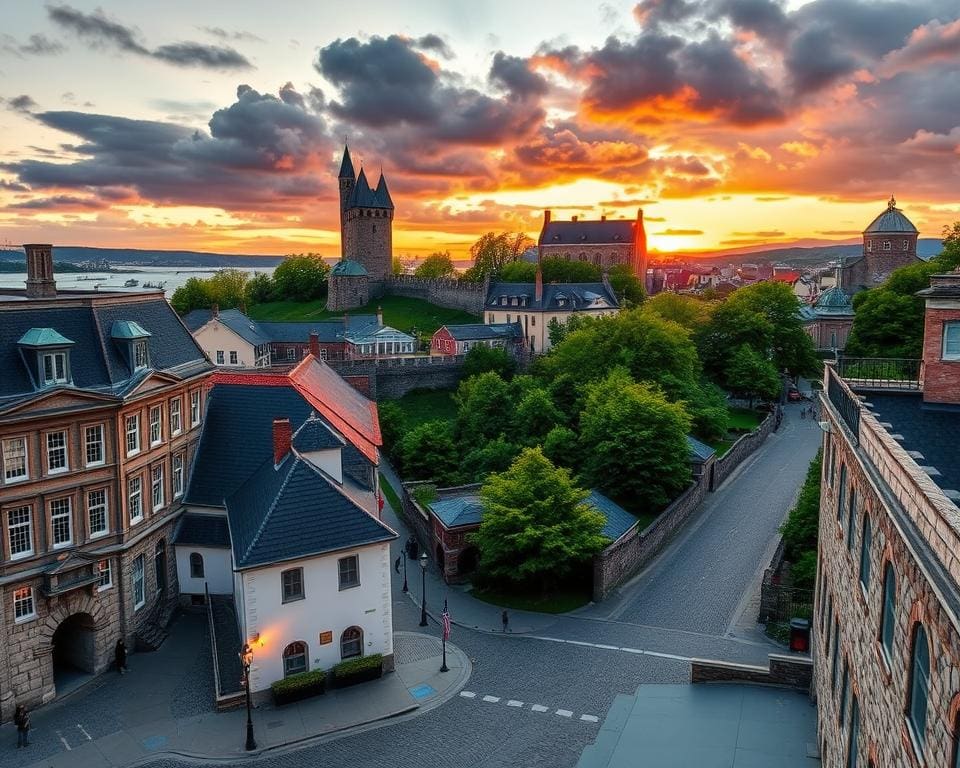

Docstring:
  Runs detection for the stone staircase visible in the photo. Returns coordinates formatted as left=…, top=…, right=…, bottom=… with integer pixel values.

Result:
left=135, top=596, right=176, bottom=652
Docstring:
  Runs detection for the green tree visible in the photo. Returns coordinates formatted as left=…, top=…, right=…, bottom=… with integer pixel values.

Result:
left=207, top=268, right=249, bottom=309
left=513, top=387, right=562, bottom=445
left=377, top=401, right=408, bottom=465
left=462, top=345, right=517, bottom=379
left=725, top=344, right=782, bottom=407
left=171, top=277, right=215, bottom=314
left=399, top=420, right=459, bottom=483
left=271, top=254, right=330, bottom=301
left=644, top=292, right=714, bottom=331
left=245, top=272, right=273, bottom=305
left=542, top=425, right=579, bottom=468
left=499, top=261, right=538, bottom=282
left=460, top=437, right=520, bottom=483
left=607, top=264, right=646, bottom=306
left=455, top=371, right=515, bottom=447
left=578, top=368, right=692, bottom=511
left=780, top=450, right=822, bottom=589
left=471, top=447, right=607, bottom=590
left=462, top=231, right=533, bottom=282
left=541, top=257, right=601, bottom=283
left=392, top=255, right=406, bottom=275
left=414, top=251, right=457, bottom=279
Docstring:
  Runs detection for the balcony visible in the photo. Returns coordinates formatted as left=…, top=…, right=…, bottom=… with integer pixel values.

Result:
left=834, top=357, right=921, bottom=391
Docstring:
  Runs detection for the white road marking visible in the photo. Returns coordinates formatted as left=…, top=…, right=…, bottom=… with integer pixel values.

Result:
left=531, top=704, right=549, bottom=713
left=556, top=709, right=573, bottom=718
left=507, top=700, right=524, bottom=707
left=580, top=714, right=599, bottom=723
left=56, top=730, right=72, bottom=751
left=459, top=691, right=477, bottom=698
left=594, top=644, right=618, bottom=650
left=529, top=635, right=693, bottom=663
left=482, top=695, right=500, bottom=703
left=76, top=724, right=92, bottom=740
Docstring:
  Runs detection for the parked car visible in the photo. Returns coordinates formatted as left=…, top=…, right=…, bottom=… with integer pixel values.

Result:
left=788, top=387, right=803, bottom=402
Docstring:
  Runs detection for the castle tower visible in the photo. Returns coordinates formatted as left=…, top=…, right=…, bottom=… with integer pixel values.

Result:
left=338, top=146, right=356, bottom=257
left=338, top=150, right=394, bottom=280
left=839, top=196, right=921, bottom=294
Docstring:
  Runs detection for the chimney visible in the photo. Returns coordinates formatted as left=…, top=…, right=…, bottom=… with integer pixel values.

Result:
left=635, top=208, right=648, bottom=278
left=919, top=269, right=960, bottom=406
left=601, top=215, right=607, bottom=222
left=543, top=209, right=552, bottom=226
left=24, top=244, right=56, bottom=298
left=212, top=303, right=219, bottom=318
left=309, top=331, right=320, bottom=359
left=535, top=262, right=543, bottom=304
left=273, top=418, right=292, bottom=464
left=377, top=305, right=384, bottom=327
left=572, top=215, right=578, bottom=222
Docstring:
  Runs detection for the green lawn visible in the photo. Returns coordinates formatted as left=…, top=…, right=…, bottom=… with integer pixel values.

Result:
left=378, top=472, right=402, bottom=513
left=249, top=295, right=479, bottom=336
left=728, top=407, right=765, bottom=432
left=393, top=388, right=458, bottom=428
left=470, top=586, right=592, bottom=614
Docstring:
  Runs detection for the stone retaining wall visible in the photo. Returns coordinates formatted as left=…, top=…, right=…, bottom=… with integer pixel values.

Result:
left=370, top=275, right=488, bottom=315
left=329, top=355, right=467, bottom=400
left=711, top=410, right=775, bottom=490
left=690, top=654, right=812, bottom=690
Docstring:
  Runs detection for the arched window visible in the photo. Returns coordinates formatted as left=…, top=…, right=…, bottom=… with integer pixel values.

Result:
left=283, top=641, right=308, bottom=677
left=846, top=487, right=857, bottom=551
left=907, top=624, right=930, bottom=753
left=902, top=239, right=909, bottom=251
left=189, top=552, right=204, bottom=578
left=880, top=564, right=896, bottom=662
left=858, top=516, right=872, bottom=591
left=340, top=626, right=363, bottom=659
left=847, top=694, right=859, bottom=768
left=837, top=464, right=847, bottom=524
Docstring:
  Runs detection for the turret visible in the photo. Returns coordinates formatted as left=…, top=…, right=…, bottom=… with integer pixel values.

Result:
left=338, top=146, right=355, bottom=256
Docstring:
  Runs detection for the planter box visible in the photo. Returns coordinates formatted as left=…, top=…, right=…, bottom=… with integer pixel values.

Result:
left=333, top=663, right=383, bottom=689
left=271, top=669, right=327, bottom=705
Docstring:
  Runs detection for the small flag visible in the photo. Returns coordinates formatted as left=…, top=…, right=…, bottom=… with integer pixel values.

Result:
left=377, top=492, right=384, bottom=512
left=442, top=609, right=451, bottom=641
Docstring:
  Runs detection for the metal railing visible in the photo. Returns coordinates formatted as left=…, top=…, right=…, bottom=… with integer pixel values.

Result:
left=836, top=357, right=921, bottom=390
left=828, top=371, right=861, bottom=440
left=761, top=586, right=814, bottom=623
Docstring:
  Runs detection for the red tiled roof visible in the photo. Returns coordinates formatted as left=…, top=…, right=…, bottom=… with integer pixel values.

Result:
left=771, top=271, right=802, bottom=284
left=209, top=372, right=291, bottom=387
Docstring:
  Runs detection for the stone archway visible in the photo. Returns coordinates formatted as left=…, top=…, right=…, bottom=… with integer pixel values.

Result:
left=51, top=612, right=97, bottom=695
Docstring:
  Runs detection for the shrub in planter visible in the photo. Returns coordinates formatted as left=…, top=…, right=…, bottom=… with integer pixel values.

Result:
left=270, top=668, right=326, bottom=705
left=332, top=654, right=383, bottom=688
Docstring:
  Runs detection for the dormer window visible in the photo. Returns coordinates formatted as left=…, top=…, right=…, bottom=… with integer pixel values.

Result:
left=134, top=341, right=149, bottom=370
left=111, top=320, right=152, bottom=374
left=42, top=352, right=68, bottom=385
left=18, top=328, right=75, bottom=389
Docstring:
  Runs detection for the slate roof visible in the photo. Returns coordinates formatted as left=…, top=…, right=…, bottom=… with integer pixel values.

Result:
left=181, top=308, right=270, bottom=347
left=440, top=323, right=522, bottom=341
left=864, top=198, right=918, bottom=234
left=865, top=393, right=960, bottom=501
left=173, top=513, right=230, bottom=548
left=686, top=435, right=717, bottom=463
left=18, top=327, right=75, bottom=347
left=258, top=315, right=377, bottom=343
left=0, top=297, right=212, bottom=407
left=813, top=286, right=854, bottom=316
left=182, top=309, right=213, bottom=331
left=292, top=414, right=345, bottom=452
left=540, top=219, right=637, bottom=246
left=345, top=168, right=394, bottom=210
left=485, top=282, right=619, bottom=312
left=226, top=452, right=396, bottom=569
left=331, top=260, right=368, bottom=277
left=338, top=145, right=355, bottom=179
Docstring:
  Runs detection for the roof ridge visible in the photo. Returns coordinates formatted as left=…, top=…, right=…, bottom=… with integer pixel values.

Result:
left=239, top=454, right=300, bottom=566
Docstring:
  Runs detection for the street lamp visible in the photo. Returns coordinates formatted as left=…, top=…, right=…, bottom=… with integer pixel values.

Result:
left=419, top=552, right=428, bottom=627
left=402, top=549, right=408, bottom=593
left=239, top=643, right=257, bottom=751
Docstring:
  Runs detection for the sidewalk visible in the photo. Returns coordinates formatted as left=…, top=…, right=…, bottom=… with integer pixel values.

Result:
left=379, top=461, right=558, bottom=636
left=6, top=626, right=469, bottom=768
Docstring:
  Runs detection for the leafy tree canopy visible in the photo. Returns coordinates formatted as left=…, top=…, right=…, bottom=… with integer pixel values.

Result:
left=414, top=251, right=457, bottom=279
left=462, top=345, right=517, bottom=380
left=725, top=344, right=782, bottom=406
left=462, top=232, right=534, bottom=282
left=454, top=371, right=515, bottom=447
left=607, top=264, right=646, bottom=306
left=399, top=420, right=459, bottom=484
left=271, top=254, right=330, bottom=302
left=171, top=269, right=249, bottom=314
left=644, top=292, right=715, bottom=331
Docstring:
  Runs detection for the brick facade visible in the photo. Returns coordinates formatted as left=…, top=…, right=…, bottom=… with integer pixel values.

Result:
left=538, top=242, right=638, bottom=272
left=342, top=207, right=392, bottom=281
left=920, top=297, right=960, bottom=405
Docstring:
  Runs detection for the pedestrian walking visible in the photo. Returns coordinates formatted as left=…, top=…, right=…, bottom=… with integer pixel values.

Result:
left=800, top=407, right=806, bottom=420
left=14, top=704, right=30, bottom=748
left=501, top=609, right=509, bottom=633
left=115, top=638, right=128, bottom=674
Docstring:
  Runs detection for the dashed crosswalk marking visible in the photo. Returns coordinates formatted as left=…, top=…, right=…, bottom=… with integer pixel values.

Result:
left=458, top=689, right=598, bottom=724
left=580, top=714, right=599, bottom=723
left=556, top=709, right=573, bottom=718
left=482, top=695, right=500, bottom=703
left=56, top=730, right=72, bottom=751
left=77, top=724, right=92, bottom=741
left=459, top=691, right=477, bottom=698
left=531, top=704, right=549, bottom=713
left=507, top=700, right=524, bottom=707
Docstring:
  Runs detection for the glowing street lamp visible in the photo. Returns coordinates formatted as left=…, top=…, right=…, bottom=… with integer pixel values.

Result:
left=239, top=642, right=257, bottom=751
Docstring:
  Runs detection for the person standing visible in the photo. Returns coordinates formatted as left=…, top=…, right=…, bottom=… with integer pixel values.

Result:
left=14, top=704, right=30, bottom=748
left=115, top=638, right=128, bottom=674
left=501, top=610, right=509, bottom=633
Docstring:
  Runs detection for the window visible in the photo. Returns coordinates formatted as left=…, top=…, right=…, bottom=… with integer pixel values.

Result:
left=846, top=487, right=857, bottom=551
left=134, top=340, right=149, bottom=370
left=838, top=659, right=849, bottom=723
left=190, top=552, right=204, bottom=578
left=126, top=414, right=140, bottom=456
left=867, top=239, right=873, bottom=252
left=85, top=424, right=104, bottom=466
left=128, top=475, right=143, bottom=523
left=882, top=240, right=891, bottom=251
left=531, top=316, right=536, bottom=326
left=133, top=554, right=145, bottom=608
left=286, top=348, right=295, bottom=361
left=149, top=405, right=162, bottom=446
left=903, top=239, right=909, bottom=251
left=191, top=390, right=201, bottom=426
left=170, top=398, right=182, bottom=435
left=283, top=641, right=308, bottom=677
left=506, top=314, right=511, bottom=323
left=7, top=506, right=33, bottom=558
left=320, top=348, right=328, bottom=361
left=829, top=441, right=836, bottom=485
left=944, top=322, right=960, bottom=361
left=151, top=464, right=164, bottom=511
left=880, top=564, right=896, bottom=662
left=13, top=586, right=35, bottom=622
left=831, top=617, right=840, bottom=690
left=341, top=626, right=363, bottom=659
left=88, top=488, right=108, bottom=537
left=50, top=497, right=72, bottom=547
left=837, top=464, right=847, bottom=523
left=830, top=331, right=837, bottom=348
left=3, top=437, right=28, bottom=482
left=907, top=624, right=930, bottom=754
left=859, top=516, right=872, bottom=592
left=41, top=352, right=68, bottom=385
left=172, top=454, right=184, bottom=498
left=47, top=430, right=68, bottom=473
left=282, top=568, right=304, bottom=602
left=229, top=351, right=238, bottom=365
left=847, top=695, right=859, bottom=768
left=97, top=558, right=112, bottom=590
left=216, top=350, right=224, bottom=364
left=338, top=555, right=360, bottom=590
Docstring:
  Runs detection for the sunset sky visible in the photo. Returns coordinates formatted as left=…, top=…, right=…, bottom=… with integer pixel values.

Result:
left=1, top=0, right=958, bottom=258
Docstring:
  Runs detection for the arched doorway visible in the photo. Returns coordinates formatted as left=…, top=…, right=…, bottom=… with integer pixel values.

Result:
left=458, top=547, right=479, bottom=575
left=51, top=612, right=96, bottom=695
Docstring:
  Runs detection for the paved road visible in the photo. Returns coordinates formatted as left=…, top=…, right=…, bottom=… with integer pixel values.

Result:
left=30, top=406, right=821, bottom=768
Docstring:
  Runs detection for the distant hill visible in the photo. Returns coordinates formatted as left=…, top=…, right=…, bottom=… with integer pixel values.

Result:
left=0, top=246, right=285, bottom=268
left=658, top=238, right=943, bottom=267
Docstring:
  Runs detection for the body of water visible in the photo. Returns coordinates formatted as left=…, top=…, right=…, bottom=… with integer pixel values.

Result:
left=0, top=265, right=276, bottom=299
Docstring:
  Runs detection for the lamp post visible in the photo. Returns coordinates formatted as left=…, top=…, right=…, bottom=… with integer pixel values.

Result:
left=239, top=643, right=257, bottom=751
left=419, top=552, right=428, bottom=627
left=440, top=598, right=449, bottom=673
left=402, top=549, right=408, bottom=593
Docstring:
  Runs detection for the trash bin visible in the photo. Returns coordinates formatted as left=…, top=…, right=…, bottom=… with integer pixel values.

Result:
left=789, top=618, right=811, bottom=653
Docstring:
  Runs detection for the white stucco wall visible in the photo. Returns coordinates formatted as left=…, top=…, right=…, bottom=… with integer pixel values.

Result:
left=174, top=545, right=234, bottom=595
left=485, top=308, right=617, bottom=352
left=240, top=542, right=393, bottom=692
left=301, top=449, right=342, bottom=482
left=193, top=321, right=267, bottom=367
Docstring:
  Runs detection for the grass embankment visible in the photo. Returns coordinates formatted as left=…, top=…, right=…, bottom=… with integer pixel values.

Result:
left=470, top=586, right=592, bottom=614
left=707, top=406, right=766, bottom=457
left=378, top=472, right=402, bottom=513
left=393, top=389, right=459, bottom=430
left=249, top=295, right=479, bottom=336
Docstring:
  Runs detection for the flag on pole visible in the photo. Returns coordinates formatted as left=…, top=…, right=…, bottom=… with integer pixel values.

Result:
left=377, top=492, right=384, bottom=512
left=442, top=609, right=452, bottom=641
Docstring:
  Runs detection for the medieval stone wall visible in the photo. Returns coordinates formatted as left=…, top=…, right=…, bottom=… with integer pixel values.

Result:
left=370, top=276, right=487, bottom=315
left=690, top=654, right=813, bottom=689
left=343, top=208, right=392, bottom=280
left=326, top=274, right=369, bottom=311
left=328, top=355, right=467, bottom=400
left=711, top=411, right=775, bottom=489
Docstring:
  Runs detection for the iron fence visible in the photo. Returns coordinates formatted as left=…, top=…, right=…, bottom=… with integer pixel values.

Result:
left=761, top=585, right=814, bottom=624
left=836, top=357, right=921, bottom=389
left=828, top=373, right=861, bottom=440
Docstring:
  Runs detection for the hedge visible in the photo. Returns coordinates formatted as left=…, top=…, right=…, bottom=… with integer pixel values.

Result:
left=270, top=668, right=326, bottom=705
left=333, top=654, right=383, bottom=688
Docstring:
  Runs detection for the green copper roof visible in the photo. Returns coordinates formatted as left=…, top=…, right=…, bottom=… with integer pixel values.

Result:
left=864, top=196, right=918, bottom=234
left=331, top=260, right=368, bottom=277
left=17, top=328, right=76, bottom=347
left=813, top=286, right=854, bottom=316
left=110, top=320, right=152, bottom=339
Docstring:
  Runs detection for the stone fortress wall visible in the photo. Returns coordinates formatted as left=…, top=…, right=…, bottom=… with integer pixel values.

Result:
left=368, top=276, right=489, bottom=315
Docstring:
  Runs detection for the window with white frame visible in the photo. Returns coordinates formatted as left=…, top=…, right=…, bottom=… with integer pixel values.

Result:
left=46, top=430, right=68, bottom=473
left=133, top=554, right=145, bottom=608
left=170, top=398, right=182, bottom=435
left=128, top=475, right=143, bottom=523
left=944, top=322, right=960, bottom=361
left=2, top=436, right=28, bottom=482
left=125, top=414, right=140, bottom=456
left=151, top=464, right=164, bottom=511
left=216, top=350, right=224, bottom=364
left=13, top=586, right=35, bottom=621
left=97, top=558, right=112, bottom=590
left=172, top=454, right=184, bottom=498
left=41, top=351, right=68, bottom=385
left=190, top=390, right=201, bottom=426
left=7, top=506, right=33, bottom=558
left=149, top=405, right=162, bottom=446
left=282, top=567, right=304, bottom=602
left=134, top=340, right=149, bottom=370
left=85, top=424, right=104, bottom=466
left=338, top=555, right=360, bottom=590
left=882, top=240, right=891, bottom=251
left=189, top=552, right=204, bottom=578
left=88, top=488, right=108, bottom=537
left=229, top=351, right=238, bottom=365
left=50, top=497, right=72, bottom=547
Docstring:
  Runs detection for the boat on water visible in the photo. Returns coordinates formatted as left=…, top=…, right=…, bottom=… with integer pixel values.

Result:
left=124, top=278, right=139, bottom=287
left=142, top=281, right=166, bottom=289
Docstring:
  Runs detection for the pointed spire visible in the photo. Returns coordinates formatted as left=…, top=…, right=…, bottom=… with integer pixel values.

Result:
left=374, top=173, right=394, bottom=209
left=888, top=194, right=897, bottom=209
left=338, top=145, right=355, bottom=179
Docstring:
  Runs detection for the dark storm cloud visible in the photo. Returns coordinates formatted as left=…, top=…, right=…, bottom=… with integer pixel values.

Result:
left=278, top=82, right=306, bottom=108
left=633, top=0, right=698, bottom=28
left=489, top=52, right=549, bottom=100
left=709, top=0, right=791, bottom=42
left=414, top=34, right=454, bottom=59
left=0, top=179, right=29, bottom=192
left=9, top=194, right=106, bottom=210
left=784, top=25, right=858, bottom=94
left=7, top=95, right=38, bottom=112
left=47, top=4, right=252, bottom=70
